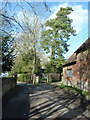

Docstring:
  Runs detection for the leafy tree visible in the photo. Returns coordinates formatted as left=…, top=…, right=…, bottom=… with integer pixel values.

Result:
left=44, top=62, right=52, bottom=73
left=15, top=11, right=43, bottom=83
left=11, top=49, right=41, bottom=77
left=1, top=9, right=15, bottom=73
left=17, top=73, right=27, bottom=82
left=2, top=35, right=15, bottom=72
left=1, top=2, right=51, bottom=76
left=11, top=49, right=33, bottom=74
left=41, top=7, right=76, bottom=72
left=35, top=56, right=42, bottom=76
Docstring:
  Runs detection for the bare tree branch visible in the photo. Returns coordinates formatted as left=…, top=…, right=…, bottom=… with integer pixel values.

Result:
left=1, top=13, right=24, bottom=31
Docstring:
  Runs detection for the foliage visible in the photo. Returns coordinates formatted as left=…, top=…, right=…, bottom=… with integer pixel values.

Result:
left=1, top=8, right=16, bottom=73
left=11, top=49, right=42, bottom=75
left=41, top=7, right=76, bottom=72
left=44, top=62, right=52, bottom=73
left=35, top=56, right=42, bottom=75
left=14, top=12, right=44, bottom=78
left=17, top=74, right=27, bottom=82
left=1, top=2, right=50, bottom=75
left=44, top=57, right=64, bottom=73
left=2, top=35, right=15, bottom=72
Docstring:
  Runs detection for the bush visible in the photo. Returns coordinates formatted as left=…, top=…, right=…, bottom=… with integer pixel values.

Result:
left=40, top=78, right=47, bottom=81
left=17, top=74, right=27, bottom=82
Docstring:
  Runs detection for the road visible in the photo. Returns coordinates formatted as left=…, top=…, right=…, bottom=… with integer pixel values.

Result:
left=2, top=82, right=90, bottom=120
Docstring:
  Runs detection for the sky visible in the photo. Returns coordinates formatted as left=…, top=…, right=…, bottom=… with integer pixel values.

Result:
left=47, top=2, right=88, bottom=59
left=0, top=1, right=89, bottom=75
left=6, top=1, right=88, bottom=59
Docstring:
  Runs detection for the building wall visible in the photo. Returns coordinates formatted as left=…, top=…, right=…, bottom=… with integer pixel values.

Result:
left=63, top=49, right=90, bottom=92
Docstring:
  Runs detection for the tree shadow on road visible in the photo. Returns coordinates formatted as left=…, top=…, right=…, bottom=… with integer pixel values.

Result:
left=2, top=83, right=90, bottom=120
left=28, top=86, right=90, bottom=120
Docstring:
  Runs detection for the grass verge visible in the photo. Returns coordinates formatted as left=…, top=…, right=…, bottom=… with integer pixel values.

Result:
left=57, top=84, right=90, bottom=98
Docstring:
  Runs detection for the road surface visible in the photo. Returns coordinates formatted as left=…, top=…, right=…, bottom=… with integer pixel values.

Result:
left=2, top=82, right=90, bottom=119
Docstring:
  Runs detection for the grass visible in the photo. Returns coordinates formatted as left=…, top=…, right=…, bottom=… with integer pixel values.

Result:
left=57, top=83, right=90, bottom=98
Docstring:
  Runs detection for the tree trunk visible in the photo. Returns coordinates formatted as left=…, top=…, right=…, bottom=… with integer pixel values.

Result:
left=51, top=37, right=55, bottom=72
left=32, top=46, right=36, bottom=84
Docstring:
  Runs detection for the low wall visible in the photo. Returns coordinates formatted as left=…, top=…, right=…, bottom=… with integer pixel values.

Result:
left=2, top=77, right=17, bottom=96
left=62, top=79, right=89, bottom=92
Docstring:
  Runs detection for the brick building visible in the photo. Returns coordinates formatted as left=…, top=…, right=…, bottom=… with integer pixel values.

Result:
left=63, top=37, right=90, bottom=92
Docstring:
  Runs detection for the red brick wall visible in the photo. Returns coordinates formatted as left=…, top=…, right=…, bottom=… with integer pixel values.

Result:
left=63, top=49, right=90, bottom=91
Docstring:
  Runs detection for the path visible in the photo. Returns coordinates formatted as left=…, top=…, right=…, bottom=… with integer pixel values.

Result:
left=2, top=82, right=90, bottom=119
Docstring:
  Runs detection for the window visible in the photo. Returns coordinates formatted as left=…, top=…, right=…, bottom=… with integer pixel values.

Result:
left=67, top=69, right=72, bottom=77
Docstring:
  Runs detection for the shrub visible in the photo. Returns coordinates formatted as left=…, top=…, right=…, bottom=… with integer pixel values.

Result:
left=17, top=74, right=27, bottom=82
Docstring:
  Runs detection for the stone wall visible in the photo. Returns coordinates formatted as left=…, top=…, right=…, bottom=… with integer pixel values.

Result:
left=63, top=49, right=90, bottom=92
left=2, top=77, right=17, bottom=96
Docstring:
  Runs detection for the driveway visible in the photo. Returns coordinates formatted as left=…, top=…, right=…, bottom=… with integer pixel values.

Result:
left=2, top=82, right=90, bottom=120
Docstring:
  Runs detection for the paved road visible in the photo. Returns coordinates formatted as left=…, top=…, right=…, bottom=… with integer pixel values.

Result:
left=2, top=82, right=90, bottom=120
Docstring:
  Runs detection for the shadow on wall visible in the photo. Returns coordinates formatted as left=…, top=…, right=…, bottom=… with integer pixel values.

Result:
left=2, top=77, right=17, bottom=96
left=73, top=59, right=89, bottom=92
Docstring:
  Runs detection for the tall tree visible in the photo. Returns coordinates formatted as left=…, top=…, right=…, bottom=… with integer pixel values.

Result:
left=41, top=7, right=76, bottom=72
left=2, top=35, right=15, bottom=72
left=1, top=8, right=15, bottom=73
left=0, top=1, right=51, bottom=75
left=15, top=11, right=43, bottom=82
left=0, top=2, right=51, bottom=36
left=11, top=50, right=41, bottom=76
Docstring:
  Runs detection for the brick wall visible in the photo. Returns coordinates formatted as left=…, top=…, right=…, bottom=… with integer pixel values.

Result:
left=63, top=49, right=90, bottom=92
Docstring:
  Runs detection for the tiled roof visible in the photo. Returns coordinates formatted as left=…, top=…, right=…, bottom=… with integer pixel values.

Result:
left=63, top=37, right=90, bottom=67
left=75, top=37, right=90, bottom=53
left=63, top=53, right=76, bottom=67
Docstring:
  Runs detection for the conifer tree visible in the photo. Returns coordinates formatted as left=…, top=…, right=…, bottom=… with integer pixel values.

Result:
left=41, top=7, right=76, bottom=72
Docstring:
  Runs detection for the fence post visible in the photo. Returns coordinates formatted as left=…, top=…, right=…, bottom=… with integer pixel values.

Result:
left=36, top=76, right=39, bottom=84
left=47, top=74, right=49, bottom=83
left=33, top=74, right=36, bottom=84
